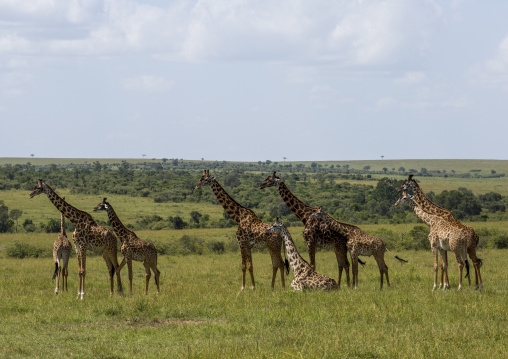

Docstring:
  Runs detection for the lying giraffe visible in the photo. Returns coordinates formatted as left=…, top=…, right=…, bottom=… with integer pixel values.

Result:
left=267, top=219, right=338, bottom=291
left=395, top=191, right=470, bottom=290
left=30, top=179, right=123, bottom=299
left=52, top=207, right=72, bottom=294
left=259, top=171, right=364, bottom=288
left=93, top=198, right=160, bottom=295
left=311, top=207, right=407, bottom=289
left=196, top=170, right=288, bottom=290
left=398, top=175, right=482, bottom=289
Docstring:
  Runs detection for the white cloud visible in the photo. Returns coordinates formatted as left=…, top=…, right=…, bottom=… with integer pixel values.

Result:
left=0, top=71, right=32, bottom=96
left=0, top=0, right=444, bottom=67
left=121, top=75, right=174, bottom=93
left=394, top=71, right=426, bottom=86
left=470, top=35, right=508, bottom=89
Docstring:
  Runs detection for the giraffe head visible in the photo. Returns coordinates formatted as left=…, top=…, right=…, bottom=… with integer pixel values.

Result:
left=195, top=170, right=215, bottom=189
left=310, top=206, right=327, bottom=220
left=259, top=171, right=283, bottom=189
left=397, top=175, right=418, bottom=193
left=29, top=179, right=47, bottom=198
left=394, top=191, right=413, bottom=206
left=93, top=198, right=110, bottom=212
left=266, top=217, right=285, bottom=233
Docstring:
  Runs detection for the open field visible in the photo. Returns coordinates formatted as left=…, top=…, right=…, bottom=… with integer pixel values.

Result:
left=0, top=243, right=506, bottom=358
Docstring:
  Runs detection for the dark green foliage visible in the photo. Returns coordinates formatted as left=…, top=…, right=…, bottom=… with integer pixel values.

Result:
left=6, top=242, right=50, bottom=258
left=0, top=200, right=14, bottom=233
left=433, top=188, right=482, bottom=219
left=207, top=240, right=225, bottom=254
left=44, top=218, right=61, bottom=233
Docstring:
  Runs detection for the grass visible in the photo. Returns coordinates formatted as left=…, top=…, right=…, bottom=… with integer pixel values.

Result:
left=0, top=227, right=506, bottom=358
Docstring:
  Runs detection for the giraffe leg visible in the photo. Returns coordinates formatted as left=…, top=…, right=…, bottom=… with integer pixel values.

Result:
left=151, top=262, right=160, bottom=294
left=63, top=255, right=70, bottom=291
left=432, top=247, right=439, bottom=291
left=350, top=252, right=359, bottom=289
left=453, top=251, right=465, bottom=291
left=79, top=253, right=87, bottom=300
left=439, top=249, right=450, bottom=291
left=143, top=262, right=151, bottom=295
left=468, top=248, right=483, bottom=290
left=102, top=252, right=115, bottom=297
left=334, top=242, right=350, bottom=288
left=268, top=244, right=285, bottom=290
left=127, top=259, right=134, bottom=296
left=247, top=254, right=255, bottom=290
left=109, top=250, right=123, bottom=296
left=439, top=255, right=445, bottom=289
left=376, top=256, right=389, bottom=290
left=55, top=259, right=61, bottom=295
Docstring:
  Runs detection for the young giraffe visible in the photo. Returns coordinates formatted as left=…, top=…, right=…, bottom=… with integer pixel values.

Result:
left=398, top=175, right=482, bottom=290
left=259, top=171, right=364, bottom=288
left=93, top=198, right=160, bottom=295
left=30, top=179, right=123, bottom=299
left=266, top=219, right=338, bottom=291
left=195, top=170, right=288, bottom=290
left=395, top=192, right=470, bottom=290
left=52, top=206, right=72, bottom=294
left=311, top=207, right=407, bottom=289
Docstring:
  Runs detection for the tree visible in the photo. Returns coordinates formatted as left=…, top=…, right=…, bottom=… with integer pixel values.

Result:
left=0, top=201, right=14, bottom=233
left=190, top=211, right=203, bottom=225
left=9, top=209, right=23, bottom=232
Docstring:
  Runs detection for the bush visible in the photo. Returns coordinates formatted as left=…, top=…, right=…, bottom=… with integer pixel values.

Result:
left=493, top=234, right=508, bottom=249
left=6, top=242, right=50, bottom=258
left=207, top=241, right=225, bottom=254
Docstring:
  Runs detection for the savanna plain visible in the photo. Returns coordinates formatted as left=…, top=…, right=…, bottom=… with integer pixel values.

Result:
left=1, top=158, right=507, bottom=358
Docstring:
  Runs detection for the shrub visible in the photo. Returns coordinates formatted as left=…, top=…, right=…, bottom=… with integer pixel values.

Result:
left=207, top=241, right=225, bottom=254
left=493, top=234, right=508, bottom=249
left=6, top=242, right=50, bottom=258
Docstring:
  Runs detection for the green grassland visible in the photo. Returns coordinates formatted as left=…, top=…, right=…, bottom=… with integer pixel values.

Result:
left=0, top=244, right=506, bottom=358
left=1, top=158, right=507, bottom=357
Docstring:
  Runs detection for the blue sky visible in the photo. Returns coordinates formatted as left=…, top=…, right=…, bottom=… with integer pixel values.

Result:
left=1, top=0, right=508, bottom=162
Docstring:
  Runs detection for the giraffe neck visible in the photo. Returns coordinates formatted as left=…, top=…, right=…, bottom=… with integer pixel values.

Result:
left=407, top=199, right=441, bottom=227
left=412, top=184, right=456, bottom=222
left=279, top=226, right=311, bottom=277
left=60, top=212, right=66, bottom=235
left=277, top=182, right=317, bottom=225
left=322, top=214, right=360, bottom=238
left=43, top=183, right=94, bottom=227
left=105, top=204, right=133, bottom=242
left=210, top=180, right=249, bottom=223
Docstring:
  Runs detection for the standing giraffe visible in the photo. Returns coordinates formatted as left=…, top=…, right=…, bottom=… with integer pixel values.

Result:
left=30, top=179, right=123, bottom=299
left=52, top=206, right=72, bottom=294
left=395, top=192, right=470, bottom=290
left=398, top=175, right=482, bottom=289
left=93, top=198, right=160, bottom=295
left=267, top=219, right=338, bottom=290
left=311, top=207, right=407, bottom=289
left=195, top=170, right=288, bottom=290
left=259, top=171, right=364, bottom=288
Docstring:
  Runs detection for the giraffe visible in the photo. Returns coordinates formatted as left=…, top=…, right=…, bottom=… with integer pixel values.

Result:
left=93, top=198, right=160, bottom=295
left=30, top=179, right=123, bottom=299
left=266, top=219, right=338, bottom=290
left=52, top=206, right=72, bottom=295
left=395, top=191, right=470, bottom=290
left=398, top=175, right=482, bottom=290
left=195, top=170, right=288, bottom=290
left=311, top=207, right=407, bottom=289
left=259, top=171, right=365, bottom=288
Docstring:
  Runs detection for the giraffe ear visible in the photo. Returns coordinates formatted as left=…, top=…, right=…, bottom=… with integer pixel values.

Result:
left=103, top=197, right=107, bottom=202
left=273, top=171, right=276, bottom=176
left=408, top=174, right=413, bottom=180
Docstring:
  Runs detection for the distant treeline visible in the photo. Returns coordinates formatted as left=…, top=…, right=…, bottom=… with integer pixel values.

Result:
left=1, top=161, right=508, bottom=235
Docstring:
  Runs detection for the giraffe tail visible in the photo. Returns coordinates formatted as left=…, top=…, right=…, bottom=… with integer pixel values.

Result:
left=386, top=247, right=408, bottom=263
left=465, top=259, right=470, bottom=279
left=358, top=258, right=366, bottom=267
left=395, top=255, right=408, bottom=263
left=52, top=261, right=58, bottom=280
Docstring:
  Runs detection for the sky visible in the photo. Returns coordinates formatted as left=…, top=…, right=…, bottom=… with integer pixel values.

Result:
left=1, top=0, right=508, bottom=162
